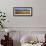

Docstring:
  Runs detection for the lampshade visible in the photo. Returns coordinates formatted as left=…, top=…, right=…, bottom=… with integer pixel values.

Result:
left=5, top=29, right=10, bottom=33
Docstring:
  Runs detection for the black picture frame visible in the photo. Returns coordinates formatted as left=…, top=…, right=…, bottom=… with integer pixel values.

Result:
left=13, top=7, right=32, bottom=16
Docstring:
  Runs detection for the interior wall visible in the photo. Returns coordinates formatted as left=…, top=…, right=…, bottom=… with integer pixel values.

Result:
left=0, top=0, right=46, bottom=28
left=0, top=0, right=46, bottom=46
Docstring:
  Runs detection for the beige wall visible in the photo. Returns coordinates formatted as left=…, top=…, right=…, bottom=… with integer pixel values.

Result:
left=0, top=0, right=46, bottom=32
left=0, top=0, right=46, bottom=28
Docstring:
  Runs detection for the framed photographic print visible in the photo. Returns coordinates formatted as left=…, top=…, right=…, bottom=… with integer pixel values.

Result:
left=13, top=7, right=32, bottom=16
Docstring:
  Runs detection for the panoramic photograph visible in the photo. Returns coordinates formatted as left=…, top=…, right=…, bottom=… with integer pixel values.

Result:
left=13, top=7, right=32, bottom=16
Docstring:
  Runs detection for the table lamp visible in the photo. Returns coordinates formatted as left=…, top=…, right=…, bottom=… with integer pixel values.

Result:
left=5, top=29, right=10, bottom=37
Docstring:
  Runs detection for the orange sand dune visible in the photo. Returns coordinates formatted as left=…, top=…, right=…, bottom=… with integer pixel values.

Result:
left=15, top=11, right=31, bottom=14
